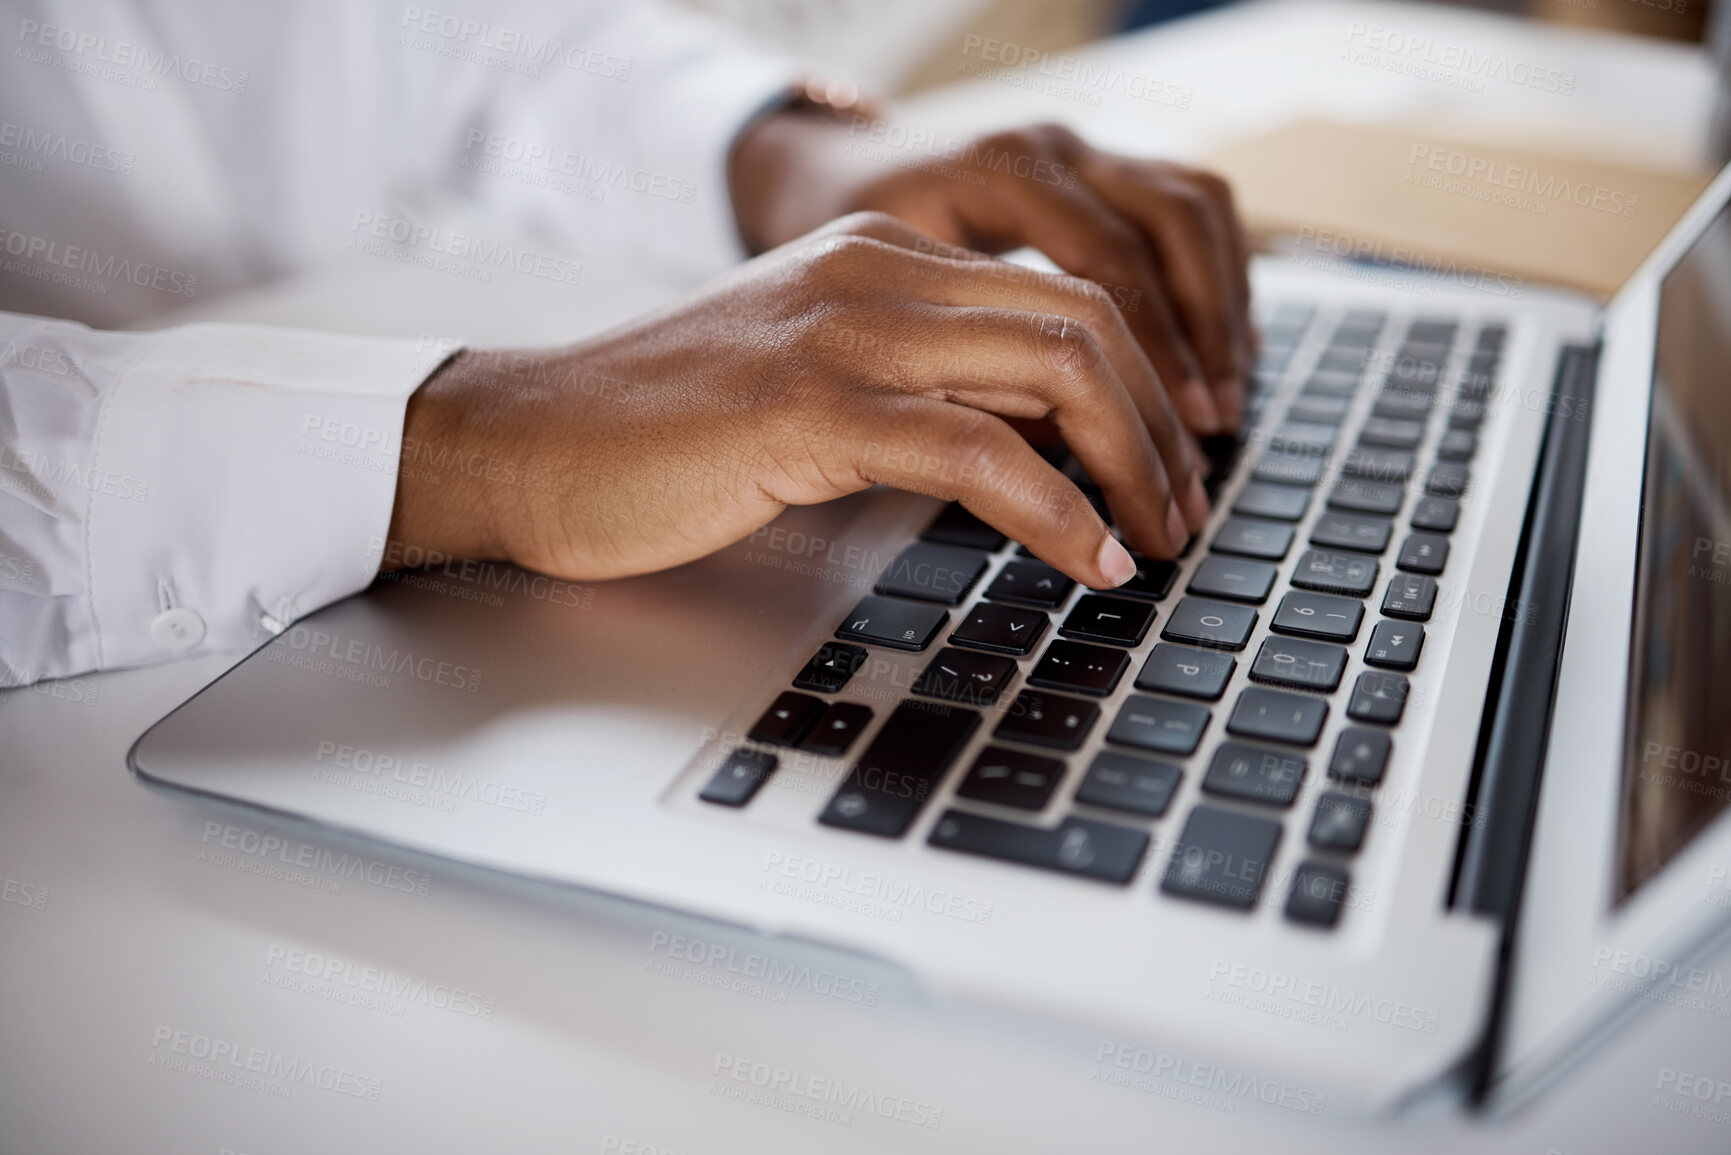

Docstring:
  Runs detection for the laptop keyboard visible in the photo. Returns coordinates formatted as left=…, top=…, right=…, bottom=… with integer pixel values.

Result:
left=699, top=304, right=1509, bottom=930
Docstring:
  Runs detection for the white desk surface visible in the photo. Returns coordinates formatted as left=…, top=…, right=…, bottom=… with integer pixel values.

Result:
left=5, top=3, right=1727, bottom=1152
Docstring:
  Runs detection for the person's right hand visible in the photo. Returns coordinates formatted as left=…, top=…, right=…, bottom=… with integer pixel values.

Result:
left=386, top=212, right=1212, bottom=591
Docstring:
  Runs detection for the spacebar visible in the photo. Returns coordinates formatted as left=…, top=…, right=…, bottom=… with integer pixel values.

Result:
left=928, top=809, right=1149, bottom=884
left=818, top=701, right=980, bottom=838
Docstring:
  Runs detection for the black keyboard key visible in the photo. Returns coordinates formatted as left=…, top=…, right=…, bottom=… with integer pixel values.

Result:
left=1410, top=497, right=1460, bottom=533
left=1309, top=792, right=1372, bottom=852
left=837, top=595, right=948, bottom=651
left=1029, top=640, right=1129, bottom=697
left=1253, top=452, right=1326, bottom=487
left=1107, top=694, right=1211, bottom=756
left=1161, top=597, right=1258, bottom=650
left=1135, top=644, right=1236, bottom=701
left=799, top=702, right=875, bottom=757
left=818, top=700, right=979, bottom=837
left=1328, top=479, right=1404, bottom=516
left=1316, top=345, right=1373, bottom=373
left=1302, top=368, right=1360, bottom=398
left=929, top=809, right=1149, bottom=884
left=1250, top=636, right=1348, bottom=692
left=1426, top=462, right=1471, bottom=498
left=1203, top=741, right=1306, bottom=807
left=793, top=642, right=869, bottom=693
left=911, top=646, right=1020, bottom=706
left=1346, top=672, right=1409, bottom=725
left=1309, top=511, right=1392, bottom=554
left=874, top=542, right=988, bottom=605
left=921, top=504, right=1007, bottom=552
left=1328, top=727, right=1392, bottom=785
left=956, top=746, right=1066, bottom=810
left=1228, top=687, right=1328, bottom=746
left=986, top=560, right=1075, bottom=610
left=1372, top=390, right=1432, bottom=421
left=1269, top=422, right=1337, bottom=455
left=1286, top=862, right=1349, bottom=927
left=1060, top=594, right=1157, bottom=646
left=1287, top=395, right=1350, bottom=424
left=1358, top=417, right=1425, bottom=449
left=1437, top=429, right=1478, bottom=460
left=1114, top=553, right=1180, bottom=602
left=1075, top=751, right=1183, bottom=817
left=1290, top=550, right=1379, bottom=598
left=1381, top=573, right=1438, bottom=621
left=1458, top=366, right=1496, bottom=400
left=1406, top=318, right=1458, bottom=344
left=1232, top=483, right=1311, bottom=522
left=698, top=749, right=778, bottom=807
left=1162, top=805, right=1282, bottom=910
left=1337, top=308, right=1387, bottom=335
left=1188, top=555, right=1277, bottom=603
left=1476, top=324, right=1507, bottom=350
left=996, top=690, right=1100, bottom=751
left=1342, top=446, right=1415, bottom=483
left=949, top=602, right=1048, bottom=655
left=1364, top=620, right=1424, bottom=671
left=1212, top=517, right=1294, bottom=561
left=1448, top=398, right=1487, bottom=429
left=1388, top=358, right=1444, bottom=391
left=1397, top=532, right=1450, bottom=575
left=1271, top=590, right=1364, bottom=642
left=749, top=691, right=826, bottom=746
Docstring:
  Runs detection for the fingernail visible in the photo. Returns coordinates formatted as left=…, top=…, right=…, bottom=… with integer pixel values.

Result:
left=1183, top=380, right=1221, bottom=435
left=1097, top=535, right=1136, bottom=587
left=1184, top=473, right=1210, bottom=529
left=1165, top=499, right=1190, bottom=553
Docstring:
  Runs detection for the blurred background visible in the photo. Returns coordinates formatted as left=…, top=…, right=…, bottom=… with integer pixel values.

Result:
left=681, top=0, right=1713, bottom=99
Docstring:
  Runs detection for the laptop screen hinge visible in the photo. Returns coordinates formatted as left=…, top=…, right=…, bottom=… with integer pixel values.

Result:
left=1450, top=340, right=1600, bottom=919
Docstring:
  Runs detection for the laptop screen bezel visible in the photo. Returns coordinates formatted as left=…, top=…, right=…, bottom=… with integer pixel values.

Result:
left=1493, top=162, right=1731, bottom=1104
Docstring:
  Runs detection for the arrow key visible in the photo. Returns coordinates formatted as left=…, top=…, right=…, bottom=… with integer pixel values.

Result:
left=1364, top=620, right=1424, bottom=671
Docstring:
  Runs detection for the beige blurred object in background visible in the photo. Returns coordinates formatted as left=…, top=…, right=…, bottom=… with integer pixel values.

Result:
left=1206, top=118, right=1713, bottom=298
left=1532, top=0, right=1709, bottom=43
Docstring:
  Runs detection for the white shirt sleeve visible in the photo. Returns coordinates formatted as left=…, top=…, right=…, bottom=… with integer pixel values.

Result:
left=0, top=312, right=459, bottom=686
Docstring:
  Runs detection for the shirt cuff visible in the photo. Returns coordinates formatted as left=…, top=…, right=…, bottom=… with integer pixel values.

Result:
left=86, top=323, right=459, bottom=670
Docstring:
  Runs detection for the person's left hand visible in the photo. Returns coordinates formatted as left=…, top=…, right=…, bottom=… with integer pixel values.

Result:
left=731, top=112, right=1254, bottom=436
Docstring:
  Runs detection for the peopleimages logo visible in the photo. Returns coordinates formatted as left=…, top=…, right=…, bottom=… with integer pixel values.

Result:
left=147, top=1026, right=382, bottom=1100
left=264, top=944, right=497, bottom=1019
left=277, top=623, right=483, bottom=693
left=1093, top=1041, right=1327, bottom=1116
left=0, top=226, right=197, bottom=297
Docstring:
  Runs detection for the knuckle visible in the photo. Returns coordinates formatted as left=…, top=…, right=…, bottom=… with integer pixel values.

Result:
left=944, top=409, right=1004, bottom=472
left=1032, top=313, right=1104, bottom=393
left=796, top=233, right=882, bottom=285
left=832, top=209, right=905, bottom=240
left=1027, top=122, right=1082, bottom=154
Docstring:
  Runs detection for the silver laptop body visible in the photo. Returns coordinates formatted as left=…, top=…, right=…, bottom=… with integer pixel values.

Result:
left=131, top=167, right=1731, bottom=1115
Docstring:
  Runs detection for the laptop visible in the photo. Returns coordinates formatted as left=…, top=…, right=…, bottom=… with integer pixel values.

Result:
left=130, top=165, right=1731, bottom=1115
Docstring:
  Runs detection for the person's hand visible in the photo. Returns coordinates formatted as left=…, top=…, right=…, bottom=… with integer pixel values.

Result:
left=386, top=213, right=1211, bottom=590
left=730, top=114, right=1253, bottom=434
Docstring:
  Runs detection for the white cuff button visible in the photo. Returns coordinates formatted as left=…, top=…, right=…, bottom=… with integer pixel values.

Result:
left=150, top=607, right=206, bottom=651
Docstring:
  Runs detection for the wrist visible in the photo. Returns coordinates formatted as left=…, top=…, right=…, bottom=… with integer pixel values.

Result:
left=729, top=79, right=884, bottom=253
left=382, top=350, right=509, bottom=571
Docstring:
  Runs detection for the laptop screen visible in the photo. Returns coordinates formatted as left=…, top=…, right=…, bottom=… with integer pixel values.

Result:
left=1617, top=201, right=1731, bottom=902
